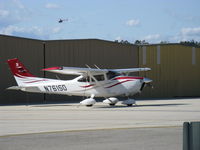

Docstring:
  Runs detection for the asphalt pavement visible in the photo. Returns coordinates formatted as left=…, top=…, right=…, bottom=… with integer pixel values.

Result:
left=0, top=98, right=200, bottom=150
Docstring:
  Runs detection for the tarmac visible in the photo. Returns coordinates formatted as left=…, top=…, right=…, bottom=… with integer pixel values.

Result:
left=0, top=98, right=200, bottom=150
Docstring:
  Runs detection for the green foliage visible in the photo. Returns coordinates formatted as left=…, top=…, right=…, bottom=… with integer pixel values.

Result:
left=134, top=40, right=149, bottom=45
left=180, top=40, right=200, bottom=47
left=160, top=41, right=169, bottom=44
left=114, top=39, right=200, bottom=47
left=114, top=40, right=132, bottom=45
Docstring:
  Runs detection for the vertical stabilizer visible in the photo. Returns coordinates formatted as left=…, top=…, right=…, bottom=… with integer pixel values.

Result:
left=7, top=58, right=35, bottom=78
left=7, top=58, right=40, bottom=86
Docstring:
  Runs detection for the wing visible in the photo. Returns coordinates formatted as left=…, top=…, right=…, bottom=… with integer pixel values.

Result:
left=110, top=68, right=151, bottom=74
left=42, top=66, right=108, bottom=76
left=42, top=66, right=150, bottom=75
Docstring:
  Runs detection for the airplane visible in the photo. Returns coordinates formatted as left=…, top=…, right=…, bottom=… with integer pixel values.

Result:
left=58, top=18, right=68, bottom=23
left=7, top=58, right=152, bottom=107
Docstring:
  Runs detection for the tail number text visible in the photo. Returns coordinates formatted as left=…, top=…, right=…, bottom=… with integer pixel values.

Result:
left=44, top=85, right=67, bottom=92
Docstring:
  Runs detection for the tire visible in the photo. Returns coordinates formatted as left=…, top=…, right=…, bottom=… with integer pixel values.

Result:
left=109, top=103, right=116, bottom=106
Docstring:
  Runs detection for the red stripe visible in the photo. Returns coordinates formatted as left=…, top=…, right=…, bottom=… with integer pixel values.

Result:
left=42, top=67, right=62, bottom=71
left=80, top=84, right=95, bottom=88
left=15, top=74, right=27, bottom=78
left=113, top=77, right=144, bottom=80
left=106, top=80, right=132, bottom=88
left=24, top=79, right=48, bottom=83
left=7, top=58, right=35, bottom=77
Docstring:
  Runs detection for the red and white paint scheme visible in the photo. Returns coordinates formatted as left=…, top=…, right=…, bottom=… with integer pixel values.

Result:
left=7, top=58, right=152, bottom=106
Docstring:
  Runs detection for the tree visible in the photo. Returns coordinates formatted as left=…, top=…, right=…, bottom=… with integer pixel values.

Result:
left=160, top=41, right=169, bottom=44
left=114, top=40, right=132, bottom=45
left=134, top=40, right=149, bottom=45
left=180, top=40, right=200, bottom=47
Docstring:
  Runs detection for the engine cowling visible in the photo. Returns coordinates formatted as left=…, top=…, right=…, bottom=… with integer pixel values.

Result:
left=121, top=99, right=135, bottom=106
left=103, top=97, right=119, bottom=106
left=80, top=98, right=96, bottom=107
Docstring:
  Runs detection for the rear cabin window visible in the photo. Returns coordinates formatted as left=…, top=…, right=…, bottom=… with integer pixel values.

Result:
left=78, top=76, right=95, bottom=82
left=93, top=74, right=105, bottom=81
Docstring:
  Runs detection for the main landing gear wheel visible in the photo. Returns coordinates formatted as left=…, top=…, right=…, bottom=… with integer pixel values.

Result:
left=86, top=104, right=93, bottom=107
left=103, top=97, right=119, bottom=106
left=80, top=97, right=96, bottom=107
left=109, top=103, right=116, bottom=106
left=127, top=104, right=133, bottom=106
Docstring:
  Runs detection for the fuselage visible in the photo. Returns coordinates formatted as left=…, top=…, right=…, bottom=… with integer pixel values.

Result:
left=21, top=75, right=144, bottom=98
left=7, top=58, right=152, bottom=107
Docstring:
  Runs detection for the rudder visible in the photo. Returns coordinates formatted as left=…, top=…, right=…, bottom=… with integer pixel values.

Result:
left=7, top=58, right=36, bottom=86
left=7, top=58, right=35, bottom=77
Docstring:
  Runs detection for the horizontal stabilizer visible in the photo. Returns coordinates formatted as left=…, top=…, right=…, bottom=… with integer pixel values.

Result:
left=6, top=86, right=22, bottom=90
left=7, top=86, right=41, bottom=93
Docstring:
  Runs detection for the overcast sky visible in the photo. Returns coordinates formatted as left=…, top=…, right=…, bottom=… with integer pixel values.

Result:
left=0, top=0, right=200, bottom=43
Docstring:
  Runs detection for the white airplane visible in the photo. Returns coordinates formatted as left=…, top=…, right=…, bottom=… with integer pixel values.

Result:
left=7, top=58, right=152, bottom=107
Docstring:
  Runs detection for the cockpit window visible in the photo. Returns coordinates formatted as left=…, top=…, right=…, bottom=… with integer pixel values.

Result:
left=106, top=71, right=120, bottom=80
left=93, top=74, right=105, bottom=81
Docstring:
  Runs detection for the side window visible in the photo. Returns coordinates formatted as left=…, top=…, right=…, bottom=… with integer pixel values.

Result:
left=94, top=74, right=105, bottom=81
left=78, top=76, right=90, bottom=82
left=106, top=71, right=120, bottom=80
left=78, top=76, right=95, bottom=82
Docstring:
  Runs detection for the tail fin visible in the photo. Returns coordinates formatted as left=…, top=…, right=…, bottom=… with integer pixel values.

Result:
left=7, top=58, right=35, bottom=77
left=7, top=58, right=38, bottom=86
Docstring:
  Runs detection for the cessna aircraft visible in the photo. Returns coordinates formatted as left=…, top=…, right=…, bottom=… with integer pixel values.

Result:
left=7, top=58, right=152, bottom=107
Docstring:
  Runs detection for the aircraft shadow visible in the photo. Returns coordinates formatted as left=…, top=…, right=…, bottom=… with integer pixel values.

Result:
left=95, top=103, right=188, bottom=109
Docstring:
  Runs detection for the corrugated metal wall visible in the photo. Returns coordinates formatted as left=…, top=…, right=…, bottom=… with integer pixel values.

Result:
left=45, top=39, right=138, bottom=68
left=0, top=35, right=44, bottom=104
left=44, top=39, right=138, bottom=102
left=139, top=44, right=200, bottom=98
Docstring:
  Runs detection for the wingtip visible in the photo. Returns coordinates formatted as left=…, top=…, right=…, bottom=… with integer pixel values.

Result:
left=41, top=67, right=62, bottom=71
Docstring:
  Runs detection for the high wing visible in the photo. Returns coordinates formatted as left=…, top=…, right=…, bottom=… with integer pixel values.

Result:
left=42, top=67, right=108, bottom=75
left=110, top=68, right=151, bottom=74
left=42, top=66, right=151, bottom=75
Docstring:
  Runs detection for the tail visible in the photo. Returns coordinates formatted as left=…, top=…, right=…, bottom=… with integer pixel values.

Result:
left=7, top=58, right=44, bottom=86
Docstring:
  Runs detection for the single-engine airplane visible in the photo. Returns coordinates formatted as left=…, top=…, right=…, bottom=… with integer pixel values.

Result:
left=7, top=58, right=152, bottom=107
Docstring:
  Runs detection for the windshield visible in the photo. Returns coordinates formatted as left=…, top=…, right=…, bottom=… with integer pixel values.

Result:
left=106, top=71, right=120, bottom=80
left=93, top=74, right=105, bottom=81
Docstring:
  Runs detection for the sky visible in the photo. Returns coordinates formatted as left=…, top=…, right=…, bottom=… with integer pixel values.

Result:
left=0, top=0, right=200, bottom=43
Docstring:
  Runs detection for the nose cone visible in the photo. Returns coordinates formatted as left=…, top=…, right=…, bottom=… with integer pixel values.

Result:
left=143, top=78, right=152, bottom=83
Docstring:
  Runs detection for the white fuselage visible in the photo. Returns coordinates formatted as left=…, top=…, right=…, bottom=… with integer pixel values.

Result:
left=20, top=75, right=143, bottom=98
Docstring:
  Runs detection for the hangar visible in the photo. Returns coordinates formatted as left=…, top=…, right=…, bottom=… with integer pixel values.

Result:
left=0, top=34, right=199, bottom=104
left=138, top=44, right=200, bottom=98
